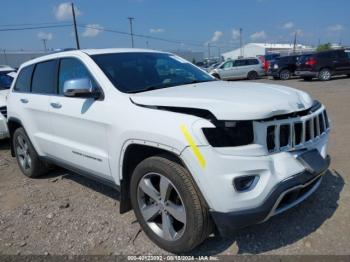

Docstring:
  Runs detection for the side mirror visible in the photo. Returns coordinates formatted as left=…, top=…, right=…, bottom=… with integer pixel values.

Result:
left=63, top=78, right=101, bottom=99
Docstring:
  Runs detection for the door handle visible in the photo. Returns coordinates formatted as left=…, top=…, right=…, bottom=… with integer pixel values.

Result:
left=50, top=102, right=62, bottom=109
left=20, top=98, right=29, bottom=104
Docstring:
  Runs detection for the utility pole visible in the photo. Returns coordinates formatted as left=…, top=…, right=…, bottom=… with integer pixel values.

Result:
left=127, top=17, right=135, bottom=48
left=293, top=31, right=297, bottom=53
left=239, top=28, right=243, bottom=58
left=41, top=38, right=47, bottom=52
left=71, top=3, right=80, bottom=50
left=146, top=41, right=149, bottom=49
left=207, top=43, right=211, bottom=59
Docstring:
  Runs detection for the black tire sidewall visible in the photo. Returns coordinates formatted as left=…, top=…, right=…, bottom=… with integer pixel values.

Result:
left=130, top=157, right=206, bottom=253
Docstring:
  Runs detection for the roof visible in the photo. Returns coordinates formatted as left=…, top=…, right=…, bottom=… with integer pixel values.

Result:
left=19, top=48, right=170, bottom=68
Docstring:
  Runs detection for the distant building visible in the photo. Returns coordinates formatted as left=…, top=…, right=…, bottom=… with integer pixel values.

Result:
left=170, top=50, right=204, bottom=63
left=0, top=51, right=46, bottom=68
left=222, top=43, right=314, bottom=60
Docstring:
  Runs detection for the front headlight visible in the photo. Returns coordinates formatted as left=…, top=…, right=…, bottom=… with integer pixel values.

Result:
left=202, top=121, right=254, bottom=147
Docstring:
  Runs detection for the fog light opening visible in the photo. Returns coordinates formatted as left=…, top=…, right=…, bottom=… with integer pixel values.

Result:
left=233, top=175, right=259, bottom=192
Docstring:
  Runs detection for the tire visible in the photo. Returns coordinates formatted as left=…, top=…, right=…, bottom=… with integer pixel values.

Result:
left=13, top=127, right=49, bottom=178
left=303, top=77, right=313, bottom=81
left=318, top=68, right=332, bottom=81
left=212, top=73, right=220, bottom=79
left=279, top=69, right=291, bottom=80
left=247, top=71, right=258, bottom=80
left=130, top=156, right=212, bottom=253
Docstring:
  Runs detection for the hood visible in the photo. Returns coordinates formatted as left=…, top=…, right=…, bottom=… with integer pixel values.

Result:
left=0, top=90, right=9, bottom=107
left=130, top=81, right=314, bottom=120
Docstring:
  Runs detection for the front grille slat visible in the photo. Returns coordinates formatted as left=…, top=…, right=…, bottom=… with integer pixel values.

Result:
left=264, top=109, right=329, bottom=153
left=0, top=106, right=7, bottom=118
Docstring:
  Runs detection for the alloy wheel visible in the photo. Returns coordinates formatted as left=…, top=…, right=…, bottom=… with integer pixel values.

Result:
left=16, top=135, right=32, bottom=170
left=137, top=172, right=186, bottom=241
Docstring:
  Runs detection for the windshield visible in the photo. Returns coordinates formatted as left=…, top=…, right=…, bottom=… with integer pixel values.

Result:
left=91, top=52, right=215, bottom=93
left=0, top=73, right=14, bottom=90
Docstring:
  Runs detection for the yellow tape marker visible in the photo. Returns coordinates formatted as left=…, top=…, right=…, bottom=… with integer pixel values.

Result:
left=181, top=125, right=206, bottom=168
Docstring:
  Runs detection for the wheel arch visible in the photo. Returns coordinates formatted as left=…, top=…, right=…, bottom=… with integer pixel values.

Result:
left=7, top=117, right=24, bottom=157
left=118, top=141, right=207, bottom=215
left=119, top=142, right=183, bottom=214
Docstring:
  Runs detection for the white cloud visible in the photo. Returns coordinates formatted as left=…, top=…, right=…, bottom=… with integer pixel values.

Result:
left=54, top=2, right=81, bottom=21
left=250, top=30, right=267, bottom=40
left=232, top=28, right=240, bottom=40
left=283, top=21, right=294, bottom=29
left=210, top=31, right=223, bottom=42
left=327, top=24, right=344, bottom=32
left=37, top=32, right=53, bottom=40
left=82, top=24, right=103, bottom=37
left=150, top=28, right=165, bottom=33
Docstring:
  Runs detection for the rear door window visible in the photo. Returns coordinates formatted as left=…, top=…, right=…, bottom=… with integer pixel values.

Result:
left=31, top=60, right=58, bottom=94
left=13, top=65, right=34, bottom=93
left=234, top=60, right=248, bottom=67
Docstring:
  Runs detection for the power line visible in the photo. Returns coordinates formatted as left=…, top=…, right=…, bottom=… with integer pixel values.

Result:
left=0, top=24, right=71, bottom=32
left=0, top=22, right=70, bottom=28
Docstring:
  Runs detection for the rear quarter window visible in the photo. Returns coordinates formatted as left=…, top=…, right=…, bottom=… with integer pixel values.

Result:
left=248, top=59, right=259, bottom=65
left=14, top=65, right=34, bottom=93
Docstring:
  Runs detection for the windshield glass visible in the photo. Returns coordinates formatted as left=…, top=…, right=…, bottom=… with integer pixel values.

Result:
left=91, top=52, right=215, bottom=93
left=0, top=73, right=14, bottom=90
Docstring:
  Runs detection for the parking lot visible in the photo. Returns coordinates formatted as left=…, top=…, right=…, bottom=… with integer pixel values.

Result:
left=0, top=76, right=349, bottom=255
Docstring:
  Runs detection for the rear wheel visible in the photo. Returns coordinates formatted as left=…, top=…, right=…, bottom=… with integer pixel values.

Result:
left=318, top=68, right=332, bottom=81
left=247, top=71, right=258, bottom=80
left=13, top=127, right=49, bottom=178
left=279, top=69, right=291, bottom=80
left=130, top=156, right=212, bottom=253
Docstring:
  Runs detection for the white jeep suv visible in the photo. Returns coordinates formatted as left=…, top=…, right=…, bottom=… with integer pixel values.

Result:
left=7, top=49, right=331, bottom=253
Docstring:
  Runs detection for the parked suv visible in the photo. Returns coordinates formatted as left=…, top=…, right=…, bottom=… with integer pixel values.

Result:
left=7, top=49, right=331, bottom=253
left=0, top=69, right=16, bottom=139
left=210, top=58, right=265, bottom=80
left=295, top=49, right=350, bottom=81
left=268, top=54, right=307, bottom=80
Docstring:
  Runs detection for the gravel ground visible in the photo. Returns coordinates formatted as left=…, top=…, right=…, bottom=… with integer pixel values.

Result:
left=0, top=76, right=349, bottom=255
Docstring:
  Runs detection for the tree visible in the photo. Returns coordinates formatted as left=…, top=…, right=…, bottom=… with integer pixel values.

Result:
left=316, top=43, right=332, bottom=52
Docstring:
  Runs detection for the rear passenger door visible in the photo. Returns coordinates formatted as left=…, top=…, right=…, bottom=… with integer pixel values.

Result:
left=234, top=59, right=249, bottom=78
left=11, top=61, right=57, bottom=156
left=48, top=57, right=111, bottom=180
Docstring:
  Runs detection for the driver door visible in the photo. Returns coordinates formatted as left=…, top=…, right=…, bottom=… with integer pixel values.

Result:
left=48, top=57, right=112, bottom=180
left=219, top=61, right=235, bottom=79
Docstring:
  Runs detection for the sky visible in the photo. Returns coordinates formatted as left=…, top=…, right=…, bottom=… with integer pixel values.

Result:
left=0, top=0, right=349, bottom=56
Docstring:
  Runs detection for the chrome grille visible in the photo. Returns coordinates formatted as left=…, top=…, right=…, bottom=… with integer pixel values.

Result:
left=265, top=109, right=330, bottom=153
left=0, top=106, right=7, bottom=118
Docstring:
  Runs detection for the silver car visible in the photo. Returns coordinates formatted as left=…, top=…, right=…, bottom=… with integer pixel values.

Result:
left=210, top=58, right=265, bottom=80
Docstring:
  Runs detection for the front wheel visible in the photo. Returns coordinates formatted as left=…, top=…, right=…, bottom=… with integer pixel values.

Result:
left=212, top=73, right=220, bottom=79
left=130, top=156, right=212, bottom=253
left=318, top=68, right=332, bottom=81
